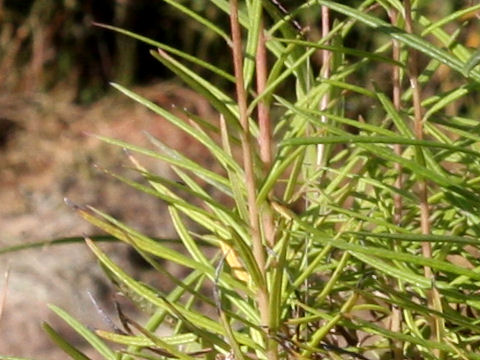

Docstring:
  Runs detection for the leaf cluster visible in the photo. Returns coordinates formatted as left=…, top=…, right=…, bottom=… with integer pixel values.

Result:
left=4, top=1, right=480, bottom=359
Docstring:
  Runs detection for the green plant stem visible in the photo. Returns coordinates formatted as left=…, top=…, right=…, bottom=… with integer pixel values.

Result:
left=317, top=4, right=331, bottom=167
left=228, top=1, right=273, bottom=359
left=389, top=8, right=403, bottom=227
left=388, top=8, right=404, bottom=360
left=404, top=1, right=444, bottom=357
left=229, top=0, right=263, bottom=272
left=404, top=0, right=431, bottom=275
left=256, top=18, right=278, bottom=347
left=303, top=291, right=359, bottom=358
left=256, top=18, right=272, bottom=170
left=256, top=17, right=276, bottom=250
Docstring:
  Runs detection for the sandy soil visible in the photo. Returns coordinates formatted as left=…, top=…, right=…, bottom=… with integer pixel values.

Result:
left=0, top=83, right=216, bottom=358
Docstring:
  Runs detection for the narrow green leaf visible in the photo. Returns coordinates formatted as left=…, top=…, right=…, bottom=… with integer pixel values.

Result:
left=127, top=270, right=208, bottom=355
left=275, top=94, right=391, bottom=135
left=109, top=82, right=241, bottom=174
left=321, top=78, right=376, bottom=98
left=274, top=96, right=480, bottom=207
left=269, top=230, right=290, bottom=331
left=227, top=229, right=265, bottom=289
left=353, top=317, right=478, bottom=357
left=78, top=208, right=249, bottom=294
left=159, top=0, right=231, bottom=45
left=257, top=146, right=305, bottom=204
left=86, top=239, right=259, bottom=350
left=124, top=157, right=233, bottom=240
left=94, top=23, right=234, bottom=82
left=170, top=166, right=249, bottom=242
left=144, top=132, right=239, bottom=193
left=361, top=286, right=480, bottom=334
left=372, top=89, right=464, bottom=179
left=149, top=50, right=242, bottom=131
left=351, top=253, right=431, bottom=288
left=248, top=45, right=316, bottom=114
left=214, top=277, right=247, bottom=360
left=353, top=232, right=480, bottom=245
left=304, top=292, right=359, bottom=357
left=169, top=207, right=211, bottom=267
left=316, top=0, right=480, bottom=82
left=421, top=3, right=480, bottom=36
left=0, top=235, right=118, bottom=255
left=219, top=115, right=249, bottom=221
left=324, top=164, right=417, bottom=202
left=243, top=0, right=262, bottom=89
left=275, top=37, right=404, bottom=66
left=463, top=48, right=480, bottom=76
left=293, top=217, right=480, bottom=286
left=128, top=326, right=196, bottom=360
left=281, top=135, right=456, bottom=188
left=281, top=135, right=480, bottom=158
left=94, top=133, right=230, bottom=188
left=337, top=242, right=480, bottom=285
left=48, top=305, right=116, bottom=360
left=98, top=167, right=220, bottom=226
left=423, top=85, right=471, bottom=121
left=375, top=90, right=413, bottom=137
left=42, top=322, right=92, bottom=360
left=97, top=331, right=197, bottom=347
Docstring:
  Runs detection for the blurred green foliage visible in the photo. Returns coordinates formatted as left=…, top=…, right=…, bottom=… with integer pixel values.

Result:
left=0, top=0, right=231, bottom=102
left=1, top=0, right=478, bottom=106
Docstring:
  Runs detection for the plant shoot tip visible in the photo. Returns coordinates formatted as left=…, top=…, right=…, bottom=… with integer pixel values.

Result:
left=64, top=197, right=79, bottom=209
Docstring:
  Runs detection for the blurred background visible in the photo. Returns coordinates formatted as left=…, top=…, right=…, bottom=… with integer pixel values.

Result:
left=1, top=0, right=479, bottom=358
left=0, top=0, right=235, bottom=100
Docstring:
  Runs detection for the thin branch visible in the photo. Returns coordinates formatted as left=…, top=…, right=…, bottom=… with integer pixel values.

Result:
left=229, top=0, right=265, bottom=273
left=404, top=0, right=432, bottom=276
left=404, top=1, right=444, bottom=357
left=256, top=18, right=276, bottom=254
left=317, top=5, right=331, bottom=167
left=389, top=10, right=404, bottom=228
left=256, top=20, right=273, bottom=170
left=388, top=8, right=404, bottom=360
left=228, top=1, right=273, bottom=359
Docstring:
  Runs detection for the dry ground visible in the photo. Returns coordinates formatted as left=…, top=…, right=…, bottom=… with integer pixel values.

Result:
left=0, top=83, right=216, bottom=358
